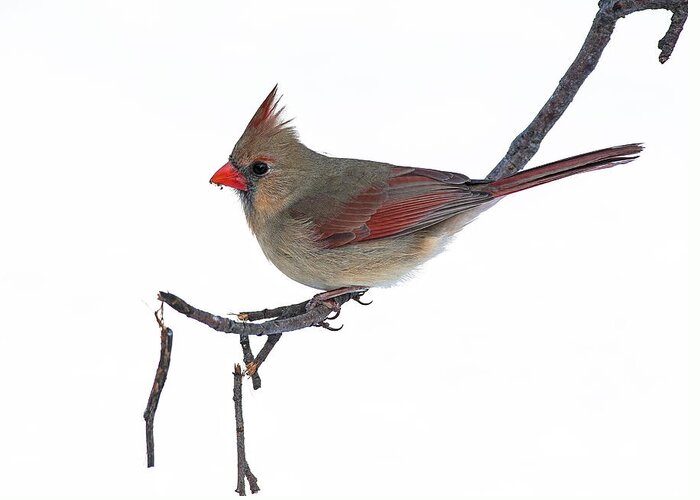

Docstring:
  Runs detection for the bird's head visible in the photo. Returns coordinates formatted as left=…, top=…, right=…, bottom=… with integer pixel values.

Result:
left=211, top=85, right=306, bottom=217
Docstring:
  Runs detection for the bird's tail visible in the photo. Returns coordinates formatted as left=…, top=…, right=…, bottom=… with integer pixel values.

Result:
left=486, top=144, right=643, bottom=198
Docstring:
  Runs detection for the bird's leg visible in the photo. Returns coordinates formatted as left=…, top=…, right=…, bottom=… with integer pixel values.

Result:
left=306, top=286, right=369, bottom=312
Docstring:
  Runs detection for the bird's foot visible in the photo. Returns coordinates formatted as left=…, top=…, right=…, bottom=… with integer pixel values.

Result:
left=353, top=291, right=372, bottom=306
left=305, top=286, right=369, bottom=313
left=306, top=297, right=342, bottom=313
left=317, top=321, right=344, bottom=332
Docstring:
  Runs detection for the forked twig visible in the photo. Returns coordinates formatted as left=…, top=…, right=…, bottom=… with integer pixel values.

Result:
left=158, top=290, right=359, bottom=336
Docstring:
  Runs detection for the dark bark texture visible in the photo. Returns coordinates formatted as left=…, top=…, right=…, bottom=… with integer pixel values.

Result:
left=234, top=364, right=260, bottom=495
left=143, top=306, right=173, bottom=468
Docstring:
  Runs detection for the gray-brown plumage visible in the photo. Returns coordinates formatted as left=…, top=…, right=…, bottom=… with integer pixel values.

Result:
left=210, top=86, right=642, bottom=292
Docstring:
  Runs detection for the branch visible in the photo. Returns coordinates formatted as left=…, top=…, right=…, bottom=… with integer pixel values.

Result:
left=143, top=304, right=174, bottom=468
left=250, top=335, right=282, bottom=377
left=236, top=300, right=308, bottom=322
left=236, top=299, right=321, bottom=388
left=487, top=0, right=687, bottom=181
left=238, top=334, right=261, bottom=389
left=234, top=364, right=260, bottom=495
left=158, top=291, right=360, bottom=336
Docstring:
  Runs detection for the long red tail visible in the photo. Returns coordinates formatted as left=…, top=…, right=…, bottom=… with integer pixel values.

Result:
left=486, top=144, right=643, bottom=197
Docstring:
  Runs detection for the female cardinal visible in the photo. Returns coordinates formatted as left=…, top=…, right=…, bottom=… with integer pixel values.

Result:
left=211, top=86, right=641, bottom=303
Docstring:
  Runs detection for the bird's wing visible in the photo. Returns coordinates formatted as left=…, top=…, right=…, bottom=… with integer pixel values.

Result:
left=292, top=167, right=492, bottom=249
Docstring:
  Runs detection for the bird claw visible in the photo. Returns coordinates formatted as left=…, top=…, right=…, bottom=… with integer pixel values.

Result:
left=306, top=286, right=369, bottom=330
left=353, top=293, right=373, bottom=306
left=316, top=321, right=344, bottom=332
left=306, top=286, right=369, bottom=312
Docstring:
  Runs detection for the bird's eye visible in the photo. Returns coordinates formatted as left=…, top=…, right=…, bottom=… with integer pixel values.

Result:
left=250, top=161, right=270, bottom=176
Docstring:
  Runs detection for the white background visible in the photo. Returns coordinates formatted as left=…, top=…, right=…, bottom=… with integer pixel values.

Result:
left=0, top=1, right=694, bottom=498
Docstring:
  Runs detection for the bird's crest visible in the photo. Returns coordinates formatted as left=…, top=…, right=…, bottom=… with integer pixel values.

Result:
left=242, top=85, right=296, bottom=140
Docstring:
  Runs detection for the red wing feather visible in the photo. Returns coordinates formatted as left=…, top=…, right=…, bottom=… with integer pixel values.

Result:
left=302, top=144, right=642, bottom=249
left=313, top=168, right=490, bottom=249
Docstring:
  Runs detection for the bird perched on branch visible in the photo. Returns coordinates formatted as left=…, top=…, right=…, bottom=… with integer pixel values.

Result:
left=211, top=86, right=641, bottom=306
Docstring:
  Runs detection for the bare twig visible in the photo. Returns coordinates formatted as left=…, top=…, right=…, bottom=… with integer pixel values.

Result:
left=234, top=364, right=260, bottom=495
left=143, top=303, right=173, bottom=468
left=488, top=0, right=687, bottom=181
left=250, top=335, right=282, bottom=376
left=239, top=334, right=261, bottom=389
left=235, top=301, right=307, bottom=388
left=158, top=291, right=359, bottom=336
left=241, top=299, right=313, bottom=386
left=236, top=300, right=308, bottom=322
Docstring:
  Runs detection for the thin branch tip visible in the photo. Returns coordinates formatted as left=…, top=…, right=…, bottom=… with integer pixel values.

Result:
left=488, top=0, right=686, bottom=180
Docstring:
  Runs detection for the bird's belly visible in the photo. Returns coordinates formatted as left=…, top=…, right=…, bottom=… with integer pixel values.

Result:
left=258, top=230, right=450, bottom=291
left=250, top=190, right=494, bottom=291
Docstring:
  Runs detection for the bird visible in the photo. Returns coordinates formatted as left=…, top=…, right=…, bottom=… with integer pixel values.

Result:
left=210, top=86, right=642, bottom=307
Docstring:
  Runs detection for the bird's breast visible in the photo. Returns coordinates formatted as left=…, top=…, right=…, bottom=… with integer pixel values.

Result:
left=250, top=210, right=461, bottom=290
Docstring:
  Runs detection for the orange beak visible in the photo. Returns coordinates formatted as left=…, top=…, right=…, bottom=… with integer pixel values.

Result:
left=210, top=162, right=248, bottom=191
